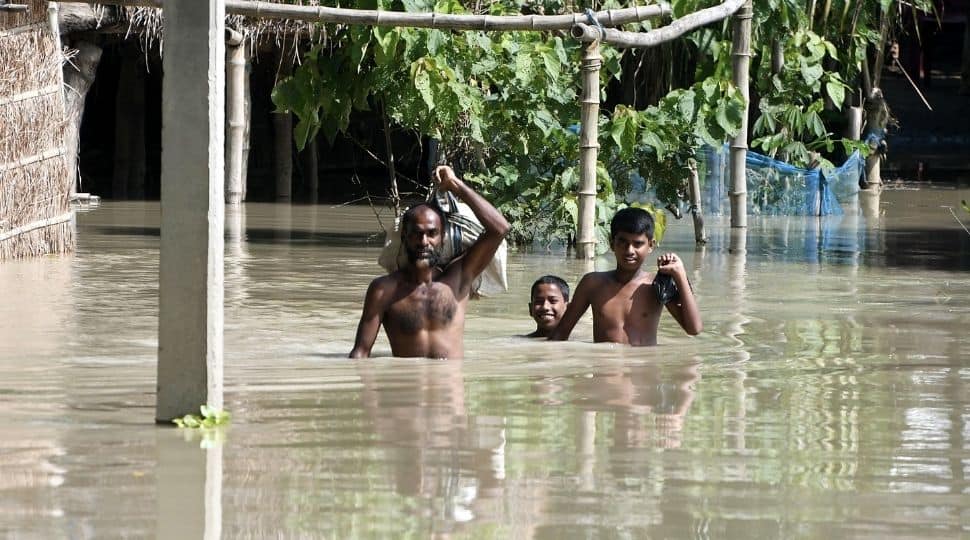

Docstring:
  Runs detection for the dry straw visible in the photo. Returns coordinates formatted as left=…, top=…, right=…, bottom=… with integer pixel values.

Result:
left=0, top=4, right=74, bottom=259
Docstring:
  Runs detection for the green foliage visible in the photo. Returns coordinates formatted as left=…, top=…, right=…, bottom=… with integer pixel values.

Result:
left=272, top=0, right=928, bottom=247
left=962, top=200, right=969, bottom=214
left=173, top=405, right=230, bottom=429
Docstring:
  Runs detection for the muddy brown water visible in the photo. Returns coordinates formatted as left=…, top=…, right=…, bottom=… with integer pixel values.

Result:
left=1, top=187, right=968, bottom=538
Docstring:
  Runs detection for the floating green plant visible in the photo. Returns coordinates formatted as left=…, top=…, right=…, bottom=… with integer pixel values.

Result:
left=173, top=405, right=230, bottom=429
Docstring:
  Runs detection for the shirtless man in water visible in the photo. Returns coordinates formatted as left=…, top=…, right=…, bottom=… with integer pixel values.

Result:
left=349, top=166, right=510, bottom=359
left=549, top=207, right=702, bottom=346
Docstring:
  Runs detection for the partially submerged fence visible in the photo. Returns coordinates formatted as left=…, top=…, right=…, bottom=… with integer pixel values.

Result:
left=0, top=0, right=73, bottom=259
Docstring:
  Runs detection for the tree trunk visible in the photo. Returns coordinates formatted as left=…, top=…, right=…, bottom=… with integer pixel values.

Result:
left=577, top=40, right=601, bottom=260
left=729, top=0, right=752, bottom=229
left=301, top=136, right=318, bottom=204
left=112, top=46, right=136, bottom=199
left=273, top=111, right=293, bottom=202
left=872, top=8, right=890, bottom=90
left=687, top=160, right=706, bottom=245
left=273, top=49, right=293, bottom=202
left=127, top=51, right=147, bottom=200
left=381, top=106, right=400, bottom=216
left=961, top=16, right=970, bottom=95
left=62, top=40, right=102, bottom=196
left=846, top=106, right=863, bottom=140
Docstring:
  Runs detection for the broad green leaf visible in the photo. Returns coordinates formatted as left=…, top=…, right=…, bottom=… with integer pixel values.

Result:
left=807, top=111, right=826, bottom=137
left=412, top=64, right=435, bottom=110
left=799, top=60, right=824, bottom=85
left=701, top=77, right=717, bottom=99
left=294, top=115, right=319, bottom=151
left=427, top=30, right=447, bottom=56
left=553, top=37, right=568, bottom=65
left=402, top=0, right=434, bottom=12
left=825, top=80, right=846, bottom=109
left=541, top=48, right=561, bottom=80
left=562, top=193, right=578, bottom=226
left=641, top=130, right=667, bottom=160
left=677, top=89, right=695, bottom=119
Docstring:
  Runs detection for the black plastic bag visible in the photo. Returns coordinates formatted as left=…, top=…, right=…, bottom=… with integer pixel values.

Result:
left=654, top=273, right=682, bottom=305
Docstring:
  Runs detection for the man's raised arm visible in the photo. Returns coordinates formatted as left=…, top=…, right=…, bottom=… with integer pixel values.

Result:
left=434, top=166, right=511, bottom=286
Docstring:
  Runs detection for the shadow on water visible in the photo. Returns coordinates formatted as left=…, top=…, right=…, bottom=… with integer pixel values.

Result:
left=90, top=225, right=385, bottom=247
left=707, top=216, right=970, bottom=271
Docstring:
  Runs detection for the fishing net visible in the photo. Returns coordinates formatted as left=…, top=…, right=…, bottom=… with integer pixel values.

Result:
left=697, top=145, right=865, bottom=216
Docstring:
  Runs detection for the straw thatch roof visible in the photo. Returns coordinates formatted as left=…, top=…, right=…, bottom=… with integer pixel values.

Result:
left=111, top=0, right=327, bottom=59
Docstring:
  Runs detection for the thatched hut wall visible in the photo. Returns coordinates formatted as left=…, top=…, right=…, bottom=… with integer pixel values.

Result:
left=0, top=0, right=74, bottom=259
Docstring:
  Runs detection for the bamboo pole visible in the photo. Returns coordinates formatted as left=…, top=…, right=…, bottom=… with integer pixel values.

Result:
left=728, top=0, right=751, bottom=229
left=572, top=0, right=745, bottom=48
left=576, top=39, right=600, bottom=260
left=62, top=0, right=669, bottom=30
left=226, top=28, right=245, bottom=205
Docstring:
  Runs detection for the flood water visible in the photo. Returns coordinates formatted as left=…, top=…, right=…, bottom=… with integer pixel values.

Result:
left=1, top=186, right=968, bottom=538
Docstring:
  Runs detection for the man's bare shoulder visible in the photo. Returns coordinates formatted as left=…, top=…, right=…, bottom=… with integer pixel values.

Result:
left=366, top=272, right=405, bottom=297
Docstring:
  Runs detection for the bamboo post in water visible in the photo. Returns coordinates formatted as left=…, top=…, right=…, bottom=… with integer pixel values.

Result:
left=577, top=39, right=601, bottom=260
left=728, top=0, right=752, bottom=229
left=225, top=28, right=246, bottom=205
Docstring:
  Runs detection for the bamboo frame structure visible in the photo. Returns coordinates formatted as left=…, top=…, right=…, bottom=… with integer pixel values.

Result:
left=572, top=0, right=745, bottom=48
left=66, top=0, right=670, bottom=30
left=54, top=0, right=754, bottom=247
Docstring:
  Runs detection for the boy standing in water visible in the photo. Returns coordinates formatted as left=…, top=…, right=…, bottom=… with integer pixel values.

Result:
left=549, top=207, right=702, bottom=345
left=525, top=275, right=570, bottom=338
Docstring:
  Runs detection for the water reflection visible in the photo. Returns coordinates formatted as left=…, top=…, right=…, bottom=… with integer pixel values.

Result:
left=155, top=431, right=222, bottom=540
left=357, top=360, right=508, bottom=535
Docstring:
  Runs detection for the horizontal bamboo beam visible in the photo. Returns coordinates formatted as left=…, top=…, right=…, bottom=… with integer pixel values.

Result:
left=0, top=4, right=29, bottom=13
left=572, top=0, right=744, bottom=48
left=61, top=0, right=670, bottom=30
left=0, top=213, right=73, bottom=242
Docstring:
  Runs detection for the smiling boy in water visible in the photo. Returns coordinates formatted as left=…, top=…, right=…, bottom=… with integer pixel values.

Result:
left=525, top=275, right=570, bottom=338
left=549, top=207, right=702, bottom=345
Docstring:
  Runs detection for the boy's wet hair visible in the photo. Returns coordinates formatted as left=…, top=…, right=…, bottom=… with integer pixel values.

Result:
left=531, top=275, right=570, bottom=302
left=610, top=207, right=654, bottom=241
left=401, top=202, right=446, bottom=234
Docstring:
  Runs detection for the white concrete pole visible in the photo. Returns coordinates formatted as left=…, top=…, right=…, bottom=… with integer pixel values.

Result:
left=157, top=0, right=225, bottom=421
